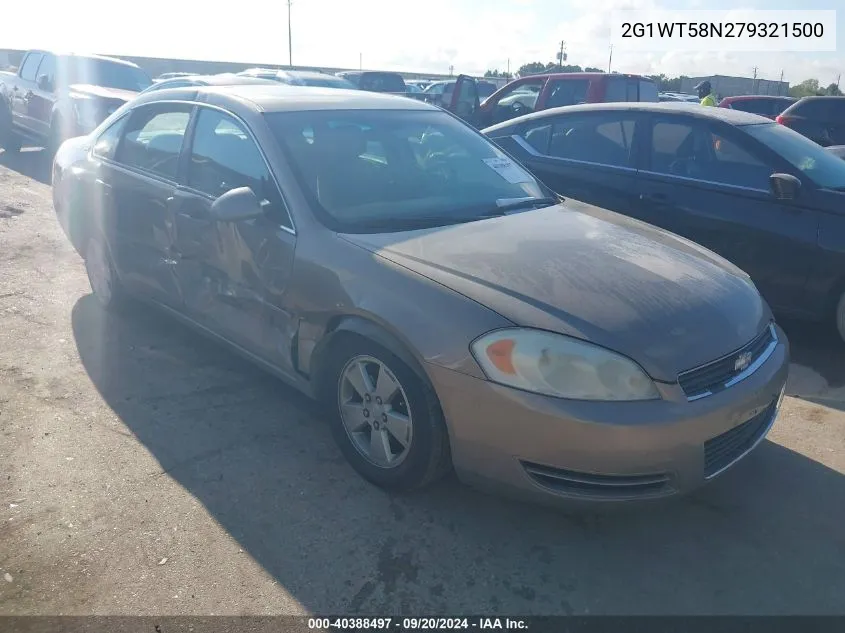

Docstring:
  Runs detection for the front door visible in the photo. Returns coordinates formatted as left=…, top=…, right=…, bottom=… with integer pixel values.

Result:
left=27, top=52, right=55, bottom=140
left=11, top=52, right=42, bottom=132
left=504, top=110, right=642, bottom=216
left=103, top=102, right=193, bottom=304
left=171, top=106, right=297, bottom=369
left=446, top=75, right=480, bottom=126
left=635, top=116, right=819, bottom=313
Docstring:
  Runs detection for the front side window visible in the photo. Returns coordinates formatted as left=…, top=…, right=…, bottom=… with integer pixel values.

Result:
left=639, top=80, right=659, bottom=102
left=746, top=122, right=845, bottom=190
left=265, top=109, right=547, bottom=232
left=92, top=115, right=128, bottom=160
left=35, top=54, right=56, bottom=89
left=115, top=104, right=192, bottom=179
left=649, top=119, right=774, bottom=189
left=19, top=53, right=43, bottom=81
left=547, top=114, right=635, bottom=167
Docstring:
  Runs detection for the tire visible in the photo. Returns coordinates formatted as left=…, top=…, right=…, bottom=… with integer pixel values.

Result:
left=320, top=336, right=452, bottom=492
left=0, top=104, right=21, bottom=154
left=84, top=234, right=127, bottom=311
left=47, top=116, right=65, bottom=157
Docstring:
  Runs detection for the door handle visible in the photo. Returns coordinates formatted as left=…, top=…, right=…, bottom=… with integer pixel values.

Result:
left=23, top=91, right=33, bottom=101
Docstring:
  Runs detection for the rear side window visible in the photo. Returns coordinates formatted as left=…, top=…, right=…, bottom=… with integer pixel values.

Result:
left=790, top=99, right=833, bottom=118
left=547, top=113, right=635, bottom=166
left=639, top=80, right=659, bottom=102
left=115, top=104, right=192, bottom=179
left=19, top=53, right=43, bottom=81
left=545, top=79, right=590, bottom=108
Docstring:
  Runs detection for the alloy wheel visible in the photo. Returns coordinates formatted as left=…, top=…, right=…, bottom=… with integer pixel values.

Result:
left=338, top=355, right=413, bottom=468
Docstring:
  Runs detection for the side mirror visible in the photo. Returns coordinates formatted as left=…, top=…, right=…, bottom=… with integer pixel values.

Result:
left=209, top=187, right=263, bottom=222
left=770, top=173, right=801, bottom=200
left=37, top=74, right=52, bottom=91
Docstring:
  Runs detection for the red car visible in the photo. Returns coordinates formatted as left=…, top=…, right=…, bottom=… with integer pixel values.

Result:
left=718, top=95, right=796, bottom=120
left=473, top=72, right=659, bottom=128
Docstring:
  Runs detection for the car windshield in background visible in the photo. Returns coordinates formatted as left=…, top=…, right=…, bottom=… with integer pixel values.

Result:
left=731, top=98, right=794, bottom=117
left=297, top=75, right=357, bottom=89
left=265, top=109, right=548, bottom=232
left=359, top=73, right=406, bottom=92
left=64, top=58, right=152, bottom=92
left=746, top=122, right=845, bottom=190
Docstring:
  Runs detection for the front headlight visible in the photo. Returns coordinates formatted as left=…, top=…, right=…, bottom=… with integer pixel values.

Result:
left=471, top=328, right=660, bottom=401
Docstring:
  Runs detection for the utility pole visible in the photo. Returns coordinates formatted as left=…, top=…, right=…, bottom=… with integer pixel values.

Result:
left=449, top=64, right=454, bottom=77
left=752, top=65, right=758, bottom=94
left=836, top=73, right=841, bottom=91
left=778, top=69, right=784, bottom=96
left=557, top=40, right=567, bottom=69
left=608, top=44, right=613, bottom=73
left=507, top=58, right=510, bottom=77
left=359, top=53, right=362, bottom=70
left=287, top=0, right=293, bottom=66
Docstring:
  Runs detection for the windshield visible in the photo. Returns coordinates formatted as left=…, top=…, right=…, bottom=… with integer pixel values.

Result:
left=63, top=57, right=152, bottom=92
left=265, top=109, right=548, bottom=232
left=359, top=73, right=406, bottom=93
left=298, top=75, right=357, bottom=89
left=746, top=122, right=845, bottom=190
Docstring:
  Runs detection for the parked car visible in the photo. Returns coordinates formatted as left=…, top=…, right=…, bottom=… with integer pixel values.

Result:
left=238, top=69, right=357, bottom=90
left=0, top=50, right=152, bottom=154
left=660, top=92, right=699, bottom=103
left=719, top=95, right=796, bottom=120
left=336, top=71, right=407, bottom=95
left=139, top=73, right=277, bottom=95
left=51, top=85, right=788, bottom=505
left=776, top=96, right=845, bottom=146
left=484, top=102, right=845, bottom=338
left=471, top=73, right=659, bottom=128
left=827, top=145, right=845, bottom=159
left=154, top=72, right=195, bottom=83
left=425, top=79, right=499, bottom=107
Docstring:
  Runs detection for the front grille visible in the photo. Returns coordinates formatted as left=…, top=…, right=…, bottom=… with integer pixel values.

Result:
left=521, top=462, right=673, bottom=499
left=704, top=401, right=776, bottom=478
left=678, top=325, right=776, bottom=400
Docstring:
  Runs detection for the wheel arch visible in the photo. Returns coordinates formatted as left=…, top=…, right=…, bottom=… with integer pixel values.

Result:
left=308, top=314, right=433, bottom=395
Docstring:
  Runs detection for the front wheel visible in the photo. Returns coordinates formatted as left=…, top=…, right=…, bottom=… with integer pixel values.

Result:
left=321, top=337, right=452, bottom=491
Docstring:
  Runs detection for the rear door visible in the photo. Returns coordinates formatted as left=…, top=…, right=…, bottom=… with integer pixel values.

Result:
left=170, top=106, right=298, bottom=367
left=635, top=115, right=818, bottom=312
left=504, top=110, right=642, bottom=215
left=102, top=102, right=193, bottom=304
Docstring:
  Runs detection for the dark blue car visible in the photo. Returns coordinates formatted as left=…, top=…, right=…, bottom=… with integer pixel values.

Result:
left=484, top=103, right=845, bottom=340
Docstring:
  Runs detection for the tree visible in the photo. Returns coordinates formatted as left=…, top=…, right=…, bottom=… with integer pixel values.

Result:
left=824, top=82, right=842, bottom=96
left=789, top=78, right=821, bottom=98
left=484, top=69, right=512, bottom=79
left=584, top=67, right=604, bottom=73
left=518, top=62, right=549, bottom=76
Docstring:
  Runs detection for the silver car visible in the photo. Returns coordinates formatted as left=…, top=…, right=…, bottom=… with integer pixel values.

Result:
left=52, top=85, right=789, bottom=506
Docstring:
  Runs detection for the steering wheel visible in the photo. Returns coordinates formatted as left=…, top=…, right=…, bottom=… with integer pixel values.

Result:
left=511, top=101, right=529, bottom=116
left=669, top=157, right=701, bottom=178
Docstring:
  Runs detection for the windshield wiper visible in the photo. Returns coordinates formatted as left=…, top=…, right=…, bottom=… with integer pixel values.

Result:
left=494, top=196, right=560, bottom=212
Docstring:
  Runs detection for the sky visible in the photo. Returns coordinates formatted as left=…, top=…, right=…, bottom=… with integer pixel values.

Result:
left=4, top=0, right=843, bottom=85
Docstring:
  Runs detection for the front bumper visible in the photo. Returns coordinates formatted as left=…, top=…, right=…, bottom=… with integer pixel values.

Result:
left=428, top=324, right=789, bottom=506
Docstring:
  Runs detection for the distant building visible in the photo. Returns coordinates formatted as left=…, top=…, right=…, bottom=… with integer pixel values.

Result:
left=680, top=75, right=789, bottom=98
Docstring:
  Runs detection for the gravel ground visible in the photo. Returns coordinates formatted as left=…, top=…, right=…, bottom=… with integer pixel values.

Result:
left=1, top=148, right=844, bottom=616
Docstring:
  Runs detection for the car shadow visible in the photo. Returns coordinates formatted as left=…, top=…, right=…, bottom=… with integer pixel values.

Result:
left=0, top=147, right=51, bottom=185
left=72, top=295, right=845, bottom=614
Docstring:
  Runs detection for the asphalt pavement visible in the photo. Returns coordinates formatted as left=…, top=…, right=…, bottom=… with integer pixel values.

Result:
left=1, top=148, right=844, bottom=616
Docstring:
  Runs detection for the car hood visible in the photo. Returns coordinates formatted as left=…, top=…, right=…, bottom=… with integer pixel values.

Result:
left=69, top=84, right=139, bottom=102
left=340, top=201, right=770, bottom=382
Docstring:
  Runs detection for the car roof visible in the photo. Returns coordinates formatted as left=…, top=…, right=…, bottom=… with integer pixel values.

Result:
left=143, top=84, right=438, bottom=112
left=482, top=101, right=771, bottom=133
left=26, top=50, right=142, bottom=69
left=173, top=74, right=277, bottom=86
left=518, top=72, right=653, bottom=81
left=721, top=95, right=794, bottom=102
